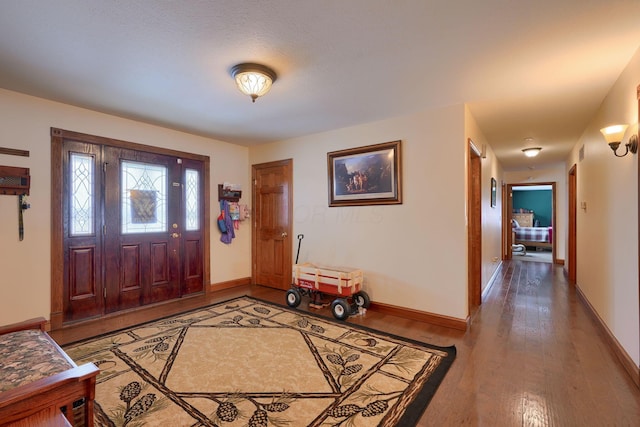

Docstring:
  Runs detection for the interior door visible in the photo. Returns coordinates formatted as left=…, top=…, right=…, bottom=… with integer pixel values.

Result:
left=568, top=165, right=577, bottom=282
left=467, top=140, right=481, bottom=312
left=252, top=159, right=293, bottom=290
left=103, top=147, right=182, bottom=312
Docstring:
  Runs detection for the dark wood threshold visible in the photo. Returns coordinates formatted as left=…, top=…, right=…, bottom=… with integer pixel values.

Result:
left=50, top=285, right=254, bottom=345
left=48, top=292, right=207, bottom=333
left=576, top=284, right=640, bottom=388
left=49, top=278, right=251, bottom=333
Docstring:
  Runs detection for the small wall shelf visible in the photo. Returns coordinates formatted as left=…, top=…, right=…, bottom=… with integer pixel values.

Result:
left=218, top=184, right=242, bottom=202
left=0, top=165, right=30, bottom=195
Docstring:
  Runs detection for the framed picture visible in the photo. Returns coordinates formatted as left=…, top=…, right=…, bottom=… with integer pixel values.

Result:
left=327, top=140, right=402, bottom=207
left=491, top=177, right=497, bottom=208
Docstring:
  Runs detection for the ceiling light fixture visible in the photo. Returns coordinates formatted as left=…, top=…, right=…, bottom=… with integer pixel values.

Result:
left=522, top=147, right=542, bottom=157
left=600, top=124, right=638, bottom=157
left=230, top=63, right=277, bottom=103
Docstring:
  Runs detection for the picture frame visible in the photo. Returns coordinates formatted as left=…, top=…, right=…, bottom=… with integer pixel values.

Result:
left=491, top=177, right=497, bottom=208
left=327, top=140, right=402, bottom=207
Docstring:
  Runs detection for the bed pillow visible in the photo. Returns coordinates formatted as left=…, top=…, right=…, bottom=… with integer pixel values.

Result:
left=511, top=218, right=520, bottom=228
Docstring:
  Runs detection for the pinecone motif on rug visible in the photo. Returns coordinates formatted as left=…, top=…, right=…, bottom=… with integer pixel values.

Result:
left=64, top=296, right=455, bottom=426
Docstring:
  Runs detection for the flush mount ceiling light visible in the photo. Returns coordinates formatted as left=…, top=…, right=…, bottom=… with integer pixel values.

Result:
left=600, top=124, right=638, bottom=157
left=230, top=63, right=277, bottom=103
left=522, top=147, right=542, bottom=157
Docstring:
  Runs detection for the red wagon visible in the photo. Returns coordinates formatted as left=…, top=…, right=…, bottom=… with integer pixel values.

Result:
left=286, top=262, right=370, bottom=320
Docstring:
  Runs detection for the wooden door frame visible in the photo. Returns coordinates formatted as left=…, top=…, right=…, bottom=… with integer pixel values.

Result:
left=637, top=84, right=640, bottom=372
left=50, top=128, right=210, bottom=330
left=505, top=181, right=557, bottom=264
left=251, top=159, right=293, bottom=288
left=467, top=139, right=482, bottom=312
left=502, top=183, right=511, bottom=259
left=568, top=164, right=577, bottom=283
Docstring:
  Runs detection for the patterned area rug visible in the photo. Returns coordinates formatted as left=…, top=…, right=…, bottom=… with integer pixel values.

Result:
left=64, top=296, right=456, bottom=426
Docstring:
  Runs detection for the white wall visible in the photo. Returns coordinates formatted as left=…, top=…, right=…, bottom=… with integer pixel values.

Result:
left=250, top=105, right=470, bottom=320
left=465, top=106, right=504, bottom=293
left=0, top=89, right=251, bottom=326
left=504, top=166, right=567, bottom=262
left=566, top=46, right=640, bottom=366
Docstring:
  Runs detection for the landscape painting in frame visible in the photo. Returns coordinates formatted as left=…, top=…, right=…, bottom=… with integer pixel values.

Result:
left=327, top=140, right=402, bottom=207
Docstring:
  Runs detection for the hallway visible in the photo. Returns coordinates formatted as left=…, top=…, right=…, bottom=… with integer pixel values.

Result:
left=419, top=259, right=640, bottom=425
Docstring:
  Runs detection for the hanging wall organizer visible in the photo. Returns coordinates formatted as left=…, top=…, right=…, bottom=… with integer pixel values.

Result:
left=0, top=165, right=31, bottom=241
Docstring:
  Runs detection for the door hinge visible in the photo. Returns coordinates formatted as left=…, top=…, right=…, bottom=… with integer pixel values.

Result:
left=103, top=288, right=106, bottom=298
left=103, top=163, right=107, bottom=173
left=103, top=224, right=106, bottom=235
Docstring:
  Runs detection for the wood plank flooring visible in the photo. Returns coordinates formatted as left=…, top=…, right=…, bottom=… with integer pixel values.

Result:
left=50, top=260, right=640, bottom=426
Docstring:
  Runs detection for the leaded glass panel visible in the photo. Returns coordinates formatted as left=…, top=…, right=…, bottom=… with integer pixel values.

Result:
left=185, top=169, right=199, bottom=231
left=121, top=161, right=167, bottom=234
left=70, top=153, right=94, bottom=235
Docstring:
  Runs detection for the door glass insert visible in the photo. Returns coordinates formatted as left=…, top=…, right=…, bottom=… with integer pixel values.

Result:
left=185, top=168, right=199, bottom=231
left=121, top=161, right=167, bottom=234
left=70, top=152, right=94, bottom=236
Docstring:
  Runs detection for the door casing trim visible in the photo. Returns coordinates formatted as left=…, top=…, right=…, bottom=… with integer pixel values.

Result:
left=50, top=127, right=210, bottom=330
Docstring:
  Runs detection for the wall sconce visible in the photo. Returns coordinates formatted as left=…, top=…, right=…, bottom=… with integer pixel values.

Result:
left=600, top=124, right=638, bottom=157
left=522, top=147, right=542, bottom=157
left=230, top=63, right=277, bottom=103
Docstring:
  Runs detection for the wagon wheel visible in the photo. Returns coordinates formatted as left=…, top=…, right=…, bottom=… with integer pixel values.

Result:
left=286, top=288, right=302, bottom=308
left=331, top=298, right=351, bottom=320
left=353, top=291, right=370, bottom=309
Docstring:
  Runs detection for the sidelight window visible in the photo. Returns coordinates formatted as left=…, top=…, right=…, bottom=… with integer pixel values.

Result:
left=185, top=168, right=199, bottom=231
left=70, top=153, right=94, bottom=236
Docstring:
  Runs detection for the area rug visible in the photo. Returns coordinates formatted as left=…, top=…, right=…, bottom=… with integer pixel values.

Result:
left=64, top=296, right=456, bottom=426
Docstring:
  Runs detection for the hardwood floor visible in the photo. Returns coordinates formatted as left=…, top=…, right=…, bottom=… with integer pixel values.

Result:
left=50, top=260, right=640, bottom=426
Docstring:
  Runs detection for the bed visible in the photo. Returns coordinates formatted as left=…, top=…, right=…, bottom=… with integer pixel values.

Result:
left=0, top=317, right=98, bottom=426
left=512, top=219, right=552, bottom=249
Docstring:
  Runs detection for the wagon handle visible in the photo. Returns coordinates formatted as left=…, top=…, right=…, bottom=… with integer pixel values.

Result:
left=295, top=234, right=304, bottom=264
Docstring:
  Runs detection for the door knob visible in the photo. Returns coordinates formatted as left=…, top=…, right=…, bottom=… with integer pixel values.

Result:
left=281, top=232, right=288, bottom=238
left=171, top=232, right=180, bottom=238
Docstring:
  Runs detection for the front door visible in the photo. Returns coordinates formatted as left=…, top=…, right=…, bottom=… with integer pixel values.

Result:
left=252, top=159, right=293, bottom=290
left=58, top=130, right=206, bottom=322
left=103, top=147, right=182, bottom=312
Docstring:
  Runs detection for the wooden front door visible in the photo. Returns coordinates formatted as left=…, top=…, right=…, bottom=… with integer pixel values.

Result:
left=56, top=129, right=206, bottom=323
left=252, top=159, right=293, bottom=290
left=103, top=147, right=183, bottom=312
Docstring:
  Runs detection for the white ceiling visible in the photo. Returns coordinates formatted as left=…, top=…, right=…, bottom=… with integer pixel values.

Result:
left=1, top=1, right=639, bottom=171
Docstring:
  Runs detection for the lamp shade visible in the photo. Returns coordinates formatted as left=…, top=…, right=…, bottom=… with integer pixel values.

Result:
left=230, top=63, right=277, bottom=102
left=600, top=124, right=628, bottom=144
left=522, top=147, right=542, bottom=157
